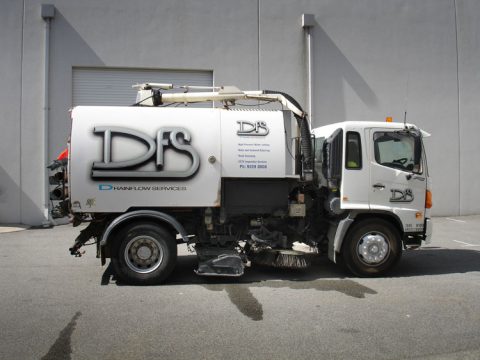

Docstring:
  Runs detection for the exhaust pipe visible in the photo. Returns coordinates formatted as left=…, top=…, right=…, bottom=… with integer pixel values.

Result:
left=49, top=171, right=66, bottom=185
left=50, top=187, right=68, bottom=200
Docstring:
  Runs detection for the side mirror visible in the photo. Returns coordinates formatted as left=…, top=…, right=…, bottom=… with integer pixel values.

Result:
left=413, top=134, right=422, bottom=170
left=398, top=129, right=422, bottom=173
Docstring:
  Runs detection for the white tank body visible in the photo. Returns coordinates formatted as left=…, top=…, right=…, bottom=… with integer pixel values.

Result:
left=69, top=106, right=296, bottom=213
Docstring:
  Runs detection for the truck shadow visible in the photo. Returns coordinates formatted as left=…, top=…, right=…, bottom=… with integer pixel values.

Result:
left=101, top=248, right=480, bottom=321
left=101, top=254, right=350, bottom=287
left=101, top=247, right=480, bottom=286
left=166, top=247, right=480, bottom=283
left=390, top=247, right=480, bottom=277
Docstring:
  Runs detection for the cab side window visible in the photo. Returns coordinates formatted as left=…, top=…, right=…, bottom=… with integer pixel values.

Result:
left=345, top=132, right=362, bottom=169
left=373, top=132, right=421, bottom=173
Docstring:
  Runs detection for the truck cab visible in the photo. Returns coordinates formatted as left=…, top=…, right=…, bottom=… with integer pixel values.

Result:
left=313, top=121, right=432, bottom=275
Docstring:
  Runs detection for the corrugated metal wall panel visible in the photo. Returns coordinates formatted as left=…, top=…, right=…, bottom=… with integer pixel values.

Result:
left=72, top=68, right=213, bottom=106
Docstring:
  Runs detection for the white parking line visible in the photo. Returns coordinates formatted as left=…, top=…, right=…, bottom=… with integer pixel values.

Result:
left=452, top=240, right=480, bottom=247
left=446, top=218, right=467, bottom=223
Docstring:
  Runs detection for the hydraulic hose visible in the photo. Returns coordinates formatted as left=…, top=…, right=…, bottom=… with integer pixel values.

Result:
left=263, top=90, right=313, bottom=172
left=136, top=83, right=314, bottom=175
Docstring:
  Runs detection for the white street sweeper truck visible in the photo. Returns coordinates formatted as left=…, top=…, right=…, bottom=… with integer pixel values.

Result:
left=49, top=84, right=432, bottom=284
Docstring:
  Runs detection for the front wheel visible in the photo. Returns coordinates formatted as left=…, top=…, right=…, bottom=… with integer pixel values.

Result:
left=111, top=222, right=177, bottom=285
left=342, top=218, right=402, bottom=277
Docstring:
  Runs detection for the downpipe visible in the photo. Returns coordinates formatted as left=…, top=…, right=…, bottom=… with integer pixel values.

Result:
left=42, top=7, right=54, bottom=226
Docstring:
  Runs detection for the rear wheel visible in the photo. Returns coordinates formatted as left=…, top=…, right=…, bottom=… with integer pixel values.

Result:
left=111, top=222, right=177, bottom=285
left=342, top=218, right=402, bottom=277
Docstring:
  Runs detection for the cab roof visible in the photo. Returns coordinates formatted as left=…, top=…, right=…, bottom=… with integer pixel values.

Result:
left=312, top=121, right=430, bottom=138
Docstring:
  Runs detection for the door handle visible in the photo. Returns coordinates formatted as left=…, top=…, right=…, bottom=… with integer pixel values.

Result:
left=373, top=183, right=385, bottom=190
left=406, top=174, right=425, bottom=181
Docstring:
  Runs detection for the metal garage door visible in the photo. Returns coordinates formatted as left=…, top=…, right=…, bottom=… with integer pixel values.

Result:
left=72, top=67, right=213, bottom=106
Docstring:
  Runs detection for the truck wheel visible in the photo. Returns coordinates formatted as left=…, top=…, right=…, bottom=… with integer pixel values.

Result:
left=111, top=222, right=177, bottom=285
left=342, top=218, right=401, bottom=277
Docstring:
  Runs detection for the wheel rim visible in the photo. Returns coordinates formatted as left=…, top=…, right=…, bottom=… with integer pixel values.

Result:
left=357, top=232, right=390, bottom=265
left=124, top=235, right=164, bottom=274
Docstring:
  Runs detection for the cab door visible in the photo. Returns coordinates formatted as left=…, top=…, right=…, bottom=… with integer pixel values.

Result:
left=368, top=128, right=427, bottom=234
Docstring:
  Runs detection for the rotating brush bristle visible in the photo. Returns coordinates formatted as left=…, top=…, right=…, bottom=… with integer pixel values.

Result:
left=252, top=249, right=310, bottom=269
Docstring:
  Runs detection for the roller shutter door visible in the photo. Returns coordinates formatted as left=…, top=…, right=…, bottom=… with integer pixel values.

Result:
left=72, top=67, right=213, bottom=106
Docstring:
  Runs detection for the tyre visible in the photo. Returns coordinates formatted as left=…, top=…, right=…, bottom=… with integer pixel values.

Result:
left=111, top=222, right=177, bottom=285
left=342, top=218, right=402, bottom=277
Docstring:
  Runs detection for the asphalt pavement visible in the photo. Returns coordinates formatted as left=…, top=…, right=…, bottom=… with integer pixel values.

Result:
left=0, top=216, right=479, bottom=360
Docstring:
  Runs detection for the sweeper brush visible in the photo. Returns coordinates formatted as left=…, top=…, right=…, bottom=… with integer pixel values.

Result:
left=251, top=249, right=310, bottom=269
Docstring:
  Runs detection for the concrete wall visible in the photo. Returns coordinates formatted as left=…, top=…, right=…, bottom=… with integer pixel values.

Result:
left=1, top=0, right=479, bottom=224
left=0, top=1, right=23, bottom=223
left=457, top=0, right=480, bottom=215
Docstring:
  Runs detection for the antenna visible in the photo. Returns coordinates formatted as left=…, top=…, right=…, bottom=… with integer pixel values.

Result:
left=404, top=76, right=409, bottom=129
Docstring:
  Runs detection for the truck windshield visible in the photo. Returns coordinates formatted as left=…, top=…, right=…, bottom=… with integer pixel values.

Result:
left=373, top=132, right=422, bottom=173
